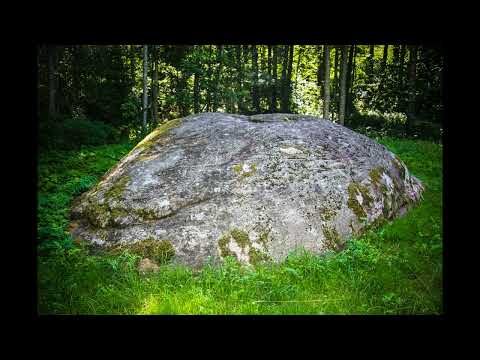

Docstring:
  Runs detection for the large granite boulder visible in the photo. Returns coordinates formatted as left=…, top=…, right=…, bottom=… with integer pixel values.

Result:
left=70, top=113, right=424, bottom=267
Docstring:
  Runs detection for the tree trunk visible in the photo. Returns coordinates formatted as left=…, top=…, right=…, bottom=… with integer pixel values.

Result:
left=142, top=45, right=148, bottom=128
left=151, top=46, right=158, bottom=125
left=194, top=70, right=200, bottom=114
left=323, top=45, right=330, bottom=120
left=333, top=47, right=340, bottom=118
left=72, top=45, right=81, bottom=103
left=270, top=46, right=277, bottom=113
left=48, top=45, right=57, bottom=120
left=393, top=45, right=400, bottom=70
left=351, top=45, right=357, bottom=115
left=381, top=45, right=389, bottom=70
left=406, top=45, right=418, bottom=134
left=398, top=45, right=407, bottom=111
left=378, top=45, right=389, bottom=106
left=130, top=45, right=136, bottom=86
left=280, top=45, right=289, bottom=113
left=212, top=45, right=224, bottom=111
left=345, top=45, right=354, bottom=118
left=206, top=45, right=213, bottom=112
left=267, top=45, right=272, bottom=78
left=236, top=45, right=244, bottom=113
left=286, top=45, right=294, bottom=112
left=339, top=46, right=348, bottom=125
left=294, top=45, right=303, bottom=91
left=368, top=45, right=375, bottom=83
left=260, top=45, right=266, bottom=75
left=399, top=45, right=406, bottom=83
left=252, top=45, right=260, bottom=113
left=317, top=45, right=324, bottom=98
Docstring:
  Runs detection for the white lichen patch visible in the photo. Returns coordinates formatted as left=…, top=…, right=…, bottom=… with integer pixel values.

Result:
left=157, top=199, right=170, bottom=208
left=355, top=192, right=364, bottom=205
left=191, top=212, right=206, bottom=221
left=381, top=173, right=394, bottom=191
left=279, top=146, right=302, bottom=155
left=228, top=240, right=250, bottom=263
left=242, top=163, right=252, bottom=173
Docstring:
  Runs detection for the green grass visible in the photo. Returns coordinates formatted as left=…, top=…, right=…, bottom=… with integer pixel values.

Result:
left=37, top=137, right=442, bottom=315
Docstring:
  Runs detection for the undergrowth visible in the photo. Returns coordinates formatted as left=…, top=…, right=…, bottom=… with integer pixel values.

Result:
left=37, top=137, right=442, bottom=315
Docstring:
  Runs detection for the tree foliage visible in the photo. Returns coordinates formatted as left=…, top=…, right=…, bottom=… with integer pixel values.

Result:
left=38, top=44, right=443, bottom=148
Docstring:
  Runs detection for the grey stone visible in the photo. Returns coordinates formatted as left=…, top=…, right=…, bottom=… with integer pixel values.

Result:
left=70, top=112, right=424, bottom=268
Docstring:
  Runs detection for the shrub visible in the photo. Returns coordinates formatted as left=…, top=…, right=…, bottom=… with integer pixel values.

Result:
left=39, top=117, right=123, bottom=150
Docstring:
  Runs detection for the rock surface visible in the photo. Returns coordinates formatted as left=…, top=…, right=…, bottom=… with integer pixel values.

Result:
left=70, top=113, right=424, bottom=268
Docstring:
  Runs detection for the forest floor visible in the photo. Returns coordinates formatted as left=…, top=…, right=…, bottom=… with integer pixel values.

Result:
left=37, top=137, right=443, bottom=315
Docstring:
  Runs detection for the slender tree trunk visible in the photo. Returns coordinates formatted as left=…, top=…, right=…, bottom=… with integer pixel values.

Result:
left=286, top=45, right=294, bottom=112
left=333, top=47, right=339, bottom=118
left=270, top=46, right=277, bottom=112
left=206, top=45, right=213, bottom=112
left=152, top=46, right=159, bottom=125
left=130, top=45, right=136, bottom=86
left=351, top=45, right=357, bottom=115
left=339, top=46, right=348, bottom=125
left=317, top=45, right=324, bottom=98
left=236, top=45, right=244, bottom=113
left=212, top=45, right=224, bottom=111
left=406, top=45, right=418, bottom=134
left=267, top=45, right=272, bottom=77
left=368, top=45, right=375, bottom=83
left=193, top=71, right=200, bottom=113
left=280, top=45, right=289, bottom=113
left=260, top=46, right=267, bottom=75
left=72, top=45, right=81, bottom=103
left=381, top=45, right=389, bottom=70
left=398, top=45, right=407, bottom=111
left=142, top=45, right=148, bottom=128
left=378, top=45, right=389, bottom=107
left=323, top=45, right=330, bottom=120
left=399, top=45, right=406, bottom=84
left=294, top=45, right=304, bottom=91
left=345, top=45, right=354, bottom=118
left=225, top=46, right=236, bottom=113
left=48, top=45, right=57, bottom=120
left=252, top=45, right=260, bottom=113
left=393, top=45, right=400, bottom=70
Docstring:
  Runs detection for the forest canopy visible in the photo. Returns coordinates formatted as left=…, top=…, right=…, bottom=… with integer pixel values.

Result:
left=37, top=44, right=443, bottom=149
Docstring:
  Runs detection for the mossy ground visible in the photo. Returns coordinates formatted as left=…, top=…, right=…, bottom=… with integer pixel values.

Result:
left=38, top=137, right=442, bottom=315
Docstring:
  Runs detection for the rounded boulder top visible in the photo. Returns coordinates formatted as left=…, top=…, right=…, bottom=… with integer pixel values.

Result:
left=70, top=112, right=424, bottom=267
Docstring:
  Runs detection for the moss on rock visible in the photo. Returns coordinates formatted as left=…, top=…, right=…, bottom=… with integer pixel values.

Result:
left=217, top=227, right=270, bottom=265
left=320, top=208, right=337, bottom=221
left=104, top=175, right=130, bottom=201
left=121, top=237, right=175, bottom=264
left=232, top=162, right=257, bottom=178
left=322, top=225, right=343, bottom=251
left=369, top=166, right=385, bottom=185
left=393, top=155, right=406, bottom=180
left=248, top=247, right=271, bottom=265
left=230, top=228, right=250, bottom=249
left=347, top=183, right=368, bottom=220
left=134, top=118, right=182, bottom=151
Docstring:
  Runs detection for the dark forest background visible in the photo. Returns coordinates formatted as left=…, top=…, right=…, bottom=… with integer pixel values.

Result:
left=37, top=44, right=443, bottom=149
